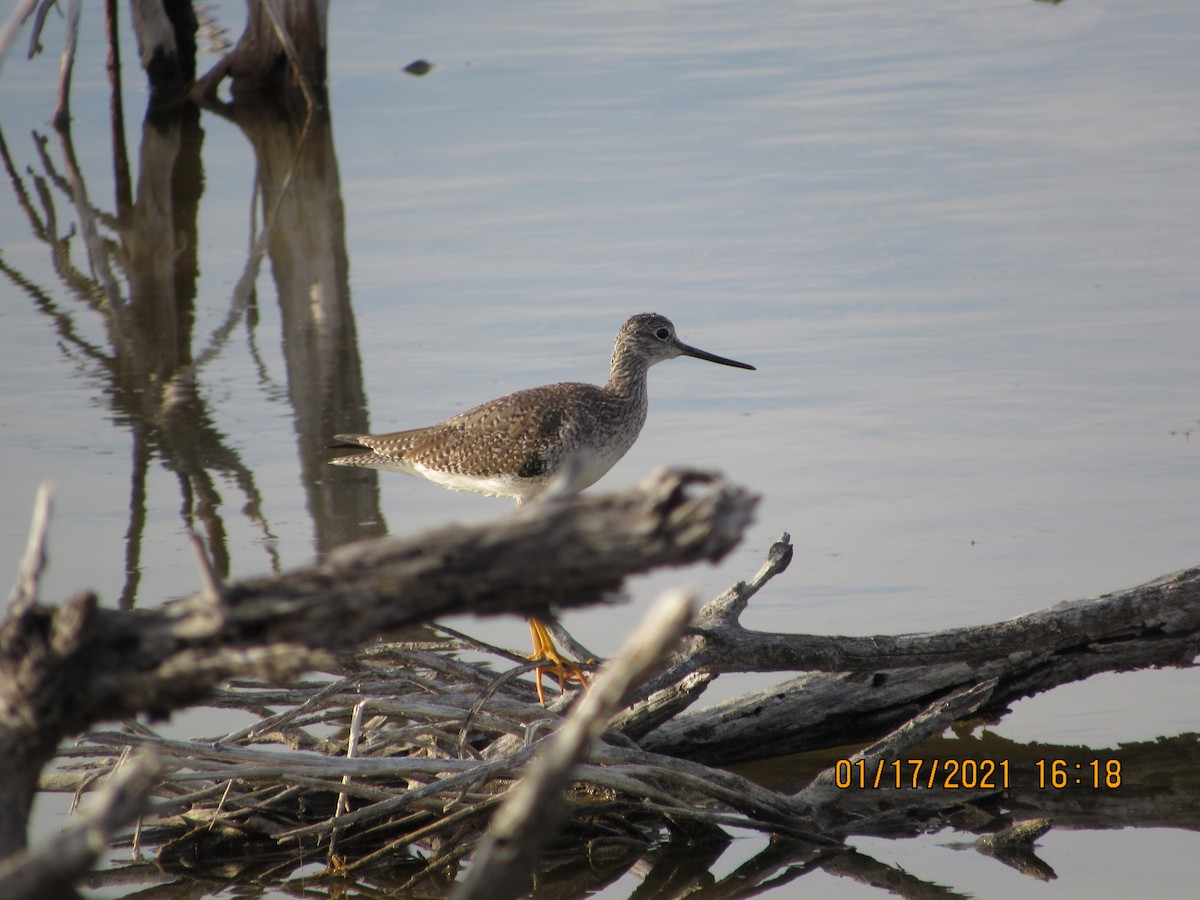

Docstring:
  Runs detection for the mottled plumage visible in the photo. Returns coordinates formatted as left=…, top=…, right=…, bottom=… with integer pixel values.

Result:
left=330, top=313, right=754, bottom=503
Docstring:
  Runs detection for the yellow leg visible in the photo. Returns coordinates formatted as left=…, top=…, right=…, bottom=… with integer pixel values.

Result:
left=527, top=617, right=590, bottom=705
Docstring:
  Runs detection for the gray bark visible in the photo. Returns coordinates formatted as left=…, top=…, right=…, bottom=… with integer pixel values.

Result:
left=0, top=469, right=755, bottom=861
left=4, top=479, right=1197, bottom=896
left=633, top=548, right=1200, bottom=764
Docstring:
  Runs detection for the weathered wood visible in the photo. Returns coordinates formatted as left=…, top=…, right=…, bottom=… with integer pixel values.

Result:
left=0, top=469, right=755, bottom=856
left=795, top=679, right=999, bottom=819
left=457, top=590, right=695, bottom=900
left=37, top=552, right=1200, bottom=897
left=8, top=479, right=1199, bottom=896
left=0, top=751, right=163, bottom=900
left=690, top=563, right=1200, bottom=672
left=637, top=551, right=1200, bottom=764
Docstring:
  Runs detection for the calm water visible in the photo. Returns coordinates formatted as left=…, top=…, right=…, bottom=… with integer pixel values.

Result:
left=1, top=0, right=1198, bottom=897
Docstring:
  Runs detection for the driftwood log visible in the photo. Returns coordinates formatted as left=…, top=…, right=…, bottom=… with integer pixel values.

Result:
left=3, top=469, right=1199, bottom=900
left=0, top=470, right=752, bottom=871
left=636, top=550, right=1200, bottom=764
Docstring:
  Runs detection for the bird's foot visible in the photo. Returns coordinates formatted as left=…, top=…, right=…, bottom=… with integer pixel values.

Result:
left=528, top=618, right=591, bottom=706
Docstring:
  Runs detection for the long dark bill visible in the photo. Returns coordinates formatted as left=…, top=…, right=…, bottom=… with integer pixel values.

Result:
left=677, top=342, right=756, bottom=370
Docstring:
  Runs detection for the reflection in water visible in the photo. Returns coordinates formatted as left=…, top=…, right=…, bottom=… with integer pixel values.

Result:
left=0, top=90, right=385, bottom=608
left=222, top=99, right=388, bottom=557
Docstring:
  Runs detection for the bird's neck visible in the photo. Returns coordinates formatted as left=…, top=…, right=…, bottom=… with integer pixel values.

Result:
left=606, top=351, right=651, bottom=400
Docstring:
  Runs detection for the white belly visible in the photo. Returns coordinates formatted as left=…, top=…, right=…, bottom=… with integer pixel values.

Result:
left=570, top=440, right=632, bottom=491
left=412, top=464, right=538, bottom=502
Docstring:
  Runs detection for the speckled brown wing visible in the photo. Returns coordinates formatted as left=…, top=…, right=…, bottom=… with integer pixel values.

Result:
left=385, top=383, right=591, bottom=478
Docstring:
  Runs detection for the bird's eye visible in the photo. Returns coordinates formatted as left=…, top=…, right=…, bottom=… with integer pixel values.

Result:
left=655, top=328, right=670, bottom=340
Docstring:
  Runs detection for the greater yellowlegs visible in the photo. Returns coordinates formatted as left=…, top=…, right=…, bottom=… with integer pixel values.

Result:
left=331, top=313, right=754, bottom=700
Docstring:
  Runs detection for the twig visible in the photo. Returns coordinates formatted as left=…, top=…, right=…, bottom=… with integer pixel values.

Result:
left=186, top=527, right=224, bottom=600
left=796, top=679, right=999, bottom=820
left=329, top=697, right=370, bottom=857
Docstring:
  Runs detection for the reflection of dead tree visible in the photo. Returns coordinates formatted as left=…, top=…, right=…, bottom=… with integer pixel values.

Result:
left=0, top=0, right=83, bottom=127
left=0, top=0, right=193, bottom=119
left=4, top=473, right=1199, bottom=898
left=130, top=0, right=198, bottom=100
left=192, top=0, right=328, bottom=109
left=0, top=116, right=281, bottom=604
left=2, top=1, right=325, bottom=115
left=220, top=99, right=384, bottom=554
left=3, top=2, right=381, bottom=578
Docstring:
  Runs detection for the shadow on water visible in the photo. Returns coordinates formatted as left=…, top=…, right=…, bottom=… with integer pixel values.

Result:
left=0, top=83, right=386, bottom=610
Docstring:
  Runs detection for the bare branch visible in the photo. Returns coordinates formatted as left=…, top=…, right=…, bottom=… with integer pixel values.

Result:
left=457, top=590, right=695, bottom=900
left=8, top=481, right=53, bottom=612
left=0, top=751, right=163, bottom=900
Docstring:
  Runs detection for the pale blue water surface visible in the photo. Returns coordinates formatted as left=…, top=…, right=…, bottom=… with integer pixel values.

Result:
left=1, top=0, right=1198, bottom=897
